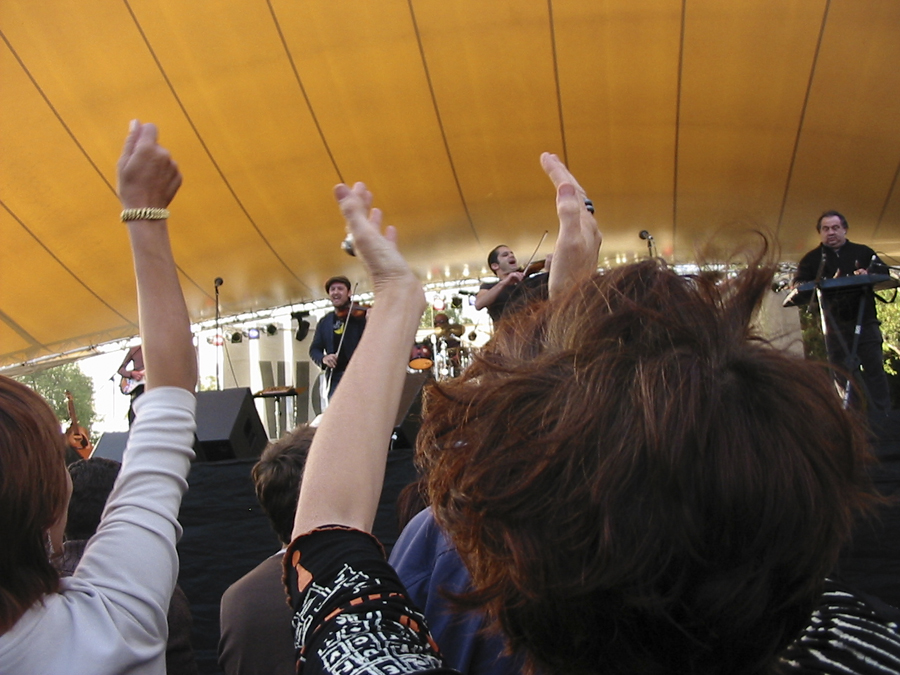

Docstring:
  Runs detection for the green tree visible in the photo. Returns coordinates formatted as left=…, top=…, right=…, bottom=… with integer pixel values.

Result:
left=877, top=297, right=900, bottom=375
left=16, top=362, right=98, bottom=437
left=797, top=305, right=828, bottom=362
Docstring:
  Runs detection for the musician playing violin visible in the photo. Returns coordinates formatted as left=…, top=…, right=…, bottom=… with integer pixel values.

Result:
left=309, top=275, right=367, bottom=399
left=475, top=245, right=551, bottom=323
left=793, top=210, right=891, bottom=410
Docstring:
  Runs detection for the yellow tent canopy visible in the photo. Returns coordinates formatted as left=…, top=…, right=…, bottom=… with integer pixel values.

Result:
left=2, top=0, right=900, bottom=367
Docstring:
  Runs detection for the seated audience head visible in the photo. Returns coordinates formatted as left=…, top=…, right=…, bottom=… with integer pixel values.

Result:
left=252, top=425, right=315, bottom=546
left=418, top=254, right=875, bottom=675
left=0, top=375, right=71, bottom=632
left=65, top=458, right=121, bottom=541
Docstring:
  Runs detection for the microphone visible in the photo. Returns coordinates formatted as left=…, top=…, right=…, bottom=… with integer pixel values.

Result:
left=639, top=230, right=657, bottom=258
left=214, top=277, right=224, bottom=287
left=341, top=234, right=356, bottom=257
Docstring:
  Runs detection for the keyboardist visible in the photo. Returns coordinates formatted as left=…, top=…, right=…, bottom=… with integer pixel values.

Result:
left=793, top=210, right=892, bottom=411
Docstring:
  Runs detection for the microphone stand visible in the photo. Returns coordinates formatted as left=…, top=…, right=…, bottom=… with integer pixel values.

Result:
left=214, top=277, right=223, bottom=391
left=639, top=231, right=657, bottom=258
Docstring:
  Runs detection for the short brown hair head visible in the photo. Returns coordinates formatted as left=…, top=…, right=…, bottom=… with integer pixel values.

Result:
left=418, top=256, right=874, bottom=675
left=0, top=375, right=69, bottom=631
left=251, top=425, right=315, bottom=545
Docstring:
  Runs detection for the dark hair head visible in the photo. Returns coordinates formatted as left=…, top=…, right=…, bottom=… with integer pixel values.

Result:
left=65, top=458, right=121, bottom=541
left=418, top=255, right=875, bottom=675
left=0, top=375, right=69, bottom=631
left=816, top=210, right=848, bottom=232
left=252, top=425, right=315, bottom=545
left=487, top=245, right=510, bottom=271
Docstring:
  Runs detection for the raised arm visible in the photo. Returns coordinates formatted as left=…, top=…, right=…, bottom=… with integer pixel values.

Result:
left=117, top=121, right=196, bottom=392
left=540, top=152, right=602, bottom=298
left=292, top=182, right=425, bottom=537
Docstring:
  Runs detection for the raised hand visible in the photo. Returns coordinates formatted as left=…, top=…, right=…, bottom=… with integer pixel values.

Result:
left=117, top=121, right=182, bottom=210
left=116, top=121, right=195, bottom=393
left=332, top=182, right=419, bottom=299
left=540, top=152, right=602, bottom=298
left=293, top=183, right=424, bottom=536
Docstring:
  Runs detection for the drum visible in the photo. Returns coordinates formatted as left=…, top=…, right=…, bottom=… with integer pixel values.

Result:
left=409, top=342, right=434, bottom=370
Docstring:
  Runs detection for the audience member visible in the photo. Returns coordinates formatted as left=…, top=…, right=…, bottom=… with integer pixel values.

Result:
left=281, top=154, right=900, bottom=675
left=218, top=425, right=315, bottom=675
left=0, top=120, right=197, bottom=675
left=390, top=507, right=523, bottom=675
left=58, top=457, right=198, bottom=675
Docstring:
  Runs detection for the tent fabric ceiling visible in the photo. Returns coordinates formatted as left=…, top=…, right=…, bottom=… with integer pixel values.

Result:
left=2, top=0, right=900, bottom=368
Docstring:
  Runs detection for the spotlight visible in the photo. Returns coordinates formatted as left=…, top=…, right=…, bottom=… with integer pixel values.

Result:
left=230, top=332, right=242, bottom=344
left=266, top=324, right=278, bottom=336
left=291, top=311, right=311, bottom=342
left=248, top=327, right=260, bottom=340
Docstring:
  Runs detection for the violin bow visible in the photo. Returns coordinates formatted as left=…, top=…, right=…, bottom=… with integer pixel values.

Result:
left=520, top=230, right=548, bottom=275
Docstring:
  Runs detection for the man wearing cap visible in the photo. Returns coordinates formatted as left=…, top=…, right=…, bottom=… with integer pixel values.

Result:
left=309, top=276, right=366, bottom=399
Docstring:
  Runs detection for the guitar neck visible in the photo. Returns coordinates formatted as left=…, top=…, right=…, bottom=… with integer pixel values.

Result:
left=65, top=391, right=79, bottom=427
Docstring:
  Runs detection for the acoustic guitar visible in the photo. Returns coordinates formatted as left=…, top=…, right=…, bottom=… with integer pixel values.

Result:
left=65, top=390, right=93, bottom=460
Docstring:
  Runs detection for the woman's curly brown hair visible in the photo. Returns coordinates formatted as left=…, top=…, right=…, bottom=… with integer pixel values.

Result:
left=417, top=257, right=876, bottom=675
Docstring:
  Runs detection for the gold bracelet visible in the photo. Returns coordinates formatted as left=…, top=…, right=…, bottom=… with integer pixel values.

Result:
left=120, top=207, right=170, bottom=222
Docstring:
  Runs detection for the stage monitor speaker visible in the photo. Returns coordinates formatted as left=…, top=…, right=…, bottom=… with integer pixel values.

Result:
left=92, top=431, right=130, bottom=463
left=195, top=388, right=267, bottom=462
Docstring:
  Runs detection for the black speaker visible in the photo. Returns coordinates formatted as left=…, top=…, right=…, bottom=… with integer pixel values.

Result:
left=195, top=388, right=267, bottom=462
left=92, top=431, right=130, bottom=462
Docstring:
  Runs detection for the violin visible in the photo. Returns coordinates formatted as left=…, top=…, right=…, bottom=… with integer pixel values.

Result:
left=519, top=259, right=547, bottom=277
left=335, top=302, right=371, bottom=320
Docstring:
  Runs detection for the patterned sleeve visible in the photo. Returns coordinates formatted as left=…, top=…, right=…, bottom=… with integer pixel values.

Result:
left=283, top=526, right=460, bottom=675
left=777, top=578, right=900, bottom=674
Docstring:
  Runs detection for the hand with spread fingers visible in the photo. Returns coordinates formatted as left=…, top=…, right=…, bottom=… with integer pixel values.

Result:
left=333, top=182, right=420, bottom=300
left=540, top=152, right=602, bottom=298
left=293, top=182, right=424, bottom=537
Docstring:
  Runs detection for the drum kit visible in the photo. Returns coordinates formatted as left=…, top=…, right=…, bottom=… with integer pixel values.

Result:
left=408, top=313, right=475, bottom=380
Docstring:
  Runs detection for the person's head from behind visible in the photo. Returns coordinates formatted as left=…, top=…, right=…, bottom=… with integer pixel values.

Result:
left=65, top=458, right=121, bottom=541
left=419, top=256, right=874, bottom=675
left=252, top=425, right=315, bottom=546
left=0, top=375, right=71, bottom=632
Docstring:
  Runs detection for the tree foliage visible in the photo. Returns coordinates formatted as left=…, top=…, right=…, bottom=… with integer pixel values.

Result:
left=877, top=295, right=900, bottom=375
left=15, top=362, right=98, bottom=436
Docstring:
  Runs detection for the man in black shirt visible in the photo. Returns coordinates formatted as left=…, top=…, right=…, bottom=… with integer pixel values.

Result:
left=793, top=210, right=891, bottom=410
left=309, top=276, right=366, bottom=399
left=475, top=245, right=548, bottom=323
